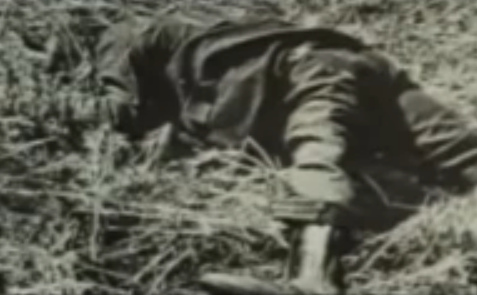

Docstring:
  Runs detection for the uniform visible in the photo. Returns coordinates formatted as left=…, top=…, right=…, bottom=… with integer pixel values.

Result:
left=96, top=13, right=477, bottom=294
left=97, top=13, right=477, bottom=228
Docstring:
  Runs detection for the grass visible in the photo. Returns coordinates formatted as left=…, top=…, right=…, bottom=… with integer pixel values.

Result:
left=1, top=0, right=477, bottom=294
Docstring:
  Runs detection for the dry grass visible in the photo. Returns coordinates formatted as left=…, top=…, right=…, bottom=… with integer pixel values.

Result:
left=1, top=0, right=477, bottom=294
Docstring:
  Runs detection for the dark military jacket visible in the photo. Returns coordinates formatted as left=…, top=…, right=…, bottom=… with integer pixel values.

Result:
left=97, top=14, right=477, bottom=225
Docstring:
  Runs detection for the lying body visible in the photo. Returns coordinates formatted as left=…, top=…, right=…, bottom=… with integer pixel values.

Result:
left=96, top=10, right=477, bottom=295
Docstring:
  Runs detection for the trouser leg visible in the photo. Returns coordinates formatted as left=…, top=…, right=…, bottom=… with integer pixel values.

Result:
left=393, top=89, right=477, bottom=190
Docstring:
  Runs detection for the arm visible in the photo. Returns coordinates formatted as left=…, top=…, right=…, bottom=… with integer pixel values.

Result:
left=270, top=50, right=365, bottom=292
left=273, top=49, right=363, bottom=226
left=95, top=19, right=139, bottom=135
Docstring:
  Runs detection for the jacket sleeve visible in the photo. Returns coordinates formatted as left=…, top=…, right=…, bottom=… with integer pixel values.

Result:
left=95, top=19, right=139, bottom=133
left=279, top=49, right=364, bottom=224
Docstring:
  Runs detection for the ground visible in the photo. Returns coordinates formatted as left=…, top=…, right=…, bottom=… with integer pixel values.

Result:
left=1, top=0, right=477, bottom=294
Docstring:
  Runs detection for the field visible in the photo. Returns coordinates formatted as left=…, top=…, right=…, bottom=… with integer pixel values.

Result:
left=1, top=0, right=477, bottom=294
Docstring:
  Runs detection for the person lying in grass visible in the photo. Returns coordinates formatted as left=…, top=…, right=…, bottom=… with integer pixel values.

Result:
left=95, top=9, right=477, bottom=295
